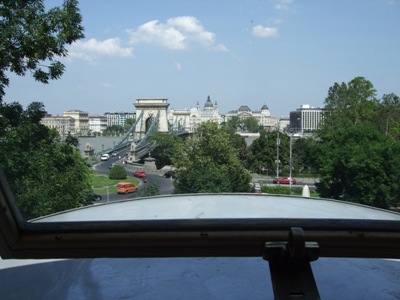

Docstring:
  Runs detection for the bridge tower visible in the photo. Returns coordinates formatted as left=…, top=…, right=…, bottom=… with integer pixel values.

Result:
left=133, top=98, right=170, bottom=140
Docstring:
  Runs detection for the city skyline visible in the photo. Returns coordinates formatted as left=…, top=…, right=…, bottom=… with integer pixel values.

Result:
left=3, top=0, right=400, bottom=118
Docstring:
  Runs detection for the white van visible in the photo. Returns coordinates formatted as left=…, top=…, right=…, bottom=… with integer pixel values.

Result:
left=100, top=154, right=110, bottom=161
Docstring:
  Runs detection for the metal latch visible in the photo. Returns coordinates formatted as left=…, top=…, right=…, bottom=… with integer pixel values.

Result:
left=263, top=227, right=320, bottom=300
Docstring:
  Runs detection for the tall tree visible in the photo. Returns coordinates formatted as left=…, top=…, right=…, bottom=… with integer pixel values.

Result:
left=222, top=115, right=241, bottom=135
left=243, top=116, right=261, bottom=133
left=0, top=102, right=93, bottom=219
left=148, top=131, right=184, bottom=169
left=172, top=122, right=252, bottom=193
left=247, top=130, right=290, bottom=176
left=324, top=76, right=379, bottom=126
left=379, top=93, right=400, bottom=138
left=0, top=1, right=89, bottom=219
left=0, top=0, right=84, bottom=100
left=312, top=77, right=400, bottom=209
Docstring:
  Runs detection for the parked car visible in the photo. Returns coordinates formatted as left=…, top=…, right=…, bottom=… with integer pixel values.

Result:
left=117, top=182, right=138, bottom=194
left=164, top=170, right=175, bottom=178
left=100, top=154, right=110, bottom=161
left=273, top=177, right=297, bottom=184
left=133, top=170, right=147, bottom=178
left=84, top=193, right=102, bottom=204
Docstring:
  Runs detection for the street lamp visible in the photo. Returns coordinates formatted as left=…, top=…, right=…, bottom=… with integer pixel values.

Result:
left=289, top=131, right=293, bottom=189
left=276, top=126, right=280, bottom=178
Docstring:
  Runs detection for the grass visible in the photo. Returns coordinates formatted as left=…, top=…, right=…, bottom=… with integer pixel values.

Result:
left=90, top=173, right=141, bottom=194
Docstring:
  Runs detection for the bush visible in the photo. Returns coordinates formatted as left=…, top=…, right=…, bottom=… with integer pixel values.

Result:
left=261, top=185, right=303, bottom=195
left=109, top=165, right=127, bottom=180
left=132, top=183, right=160, bottom=198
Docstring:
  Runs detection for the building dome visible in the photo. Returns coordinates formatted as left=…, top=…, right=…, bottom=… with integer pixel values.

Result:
left=238, top=105, right=251, bottom=112
left=204, top=96, right=213, bottom=108
left=261, top=104, right=269, bottom=110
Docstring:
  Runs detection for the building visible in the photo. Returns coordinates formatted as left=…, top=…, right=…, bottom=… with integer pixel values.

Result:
left=40, top=115, right=75, bottom=137
left=105, top=112, right=136, bottom=127
left=225, top=104, right=278, bottom=131
left=89, top=115, right=108, bottom=134
left=63, top=110, right=89, bottom=136
left=289, top=104, right=325, bottom=134
left=168, top=96, right=223, bottom=133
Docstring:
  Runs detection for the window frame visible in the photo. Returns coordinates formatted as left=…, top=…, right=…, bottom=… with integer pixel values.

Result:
left=1, top=170, right=400, bottom=260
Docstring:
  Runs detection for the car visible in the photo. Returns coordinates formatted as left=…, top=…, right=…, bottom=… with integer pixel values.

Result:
left=84, top=193, right=102, bottom=204
left=164, top=170, right=175, bottom=178
left=133, top=170, right=147, bottom=178
left=109, top=162, right=116, bottom=169
left=273, top=177, right=297, bottom=184
left=100, top=153, right=110, bottom=161
left=116, top=182, right=138, bottom=194
left=112, top=151, right=118, bottom=157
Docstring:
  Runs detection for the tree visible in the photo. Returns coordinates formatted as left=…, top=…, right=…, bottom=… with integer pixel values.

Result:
left=132, top=183, right=160, bottom=198
left=148, top=132, right=184, bottom=169
left=247, top=130, right=290, bottom=176
left=124, top=118, right=136, bottom=131
left=222, top=116, right=241, bottom=135
left=102, top=125, right=125, bottom=136
left=243, top=116, right=261, bottom=133
left=0, top=0, right=84, bottom=100
left=0, top=2, right=90, bottom=219
left=172, top=122, right=252, bottom=193
left=109, top=165, right=127, bottom=180
left=378, top=93, right=400, bottom=138
left=312, top=77, right=400, bottom=209
left=291, top=137, right=318, bottom=176
left=323, top=76, right=379, bottom=126
left=0, top=102, right=93, bottom=219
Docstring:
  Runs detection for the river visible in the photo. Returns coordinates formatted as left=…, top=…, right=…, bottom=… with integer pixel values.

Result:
left=78, top=136, right=125, bottom=154
left=78, top=135, right=258, bottom=155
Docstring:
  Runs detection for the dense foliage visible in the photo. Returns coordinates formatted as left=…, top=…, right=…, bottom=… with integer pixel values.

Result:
left=132, top=183, right=160, bottom=198
left=109, top=165, right=127, bottom=180
left=172, top=122, right=252, bottom=193
left=0, top=102, right=93, bottom=219
left=0, top=0, right=84, bottom=100
left=0, top=1, right=89, bottom=219
left=247, top=130, right=291, bottom=176
left=148, top=132, right=184, bottom=169
left=312, top=77, right=400, bottom=208
left=102, top=125, right=125, bottom=136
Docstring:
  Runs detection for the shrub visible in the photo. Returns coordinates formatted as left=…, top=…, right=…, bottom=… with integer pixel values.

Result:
left=109, top=165, right=127, bottom=180
left=261, top=185, right=303, bottom=195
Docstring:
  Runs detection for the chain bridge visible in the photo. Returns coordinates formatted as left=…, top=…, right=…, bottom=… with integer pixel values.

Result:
left=100, top=98, right=189, bottom=163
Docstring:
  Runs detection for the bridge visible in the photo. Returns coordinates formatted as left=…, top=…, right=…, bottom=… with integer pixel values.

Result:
left=100, top=98, right=174, bottom=162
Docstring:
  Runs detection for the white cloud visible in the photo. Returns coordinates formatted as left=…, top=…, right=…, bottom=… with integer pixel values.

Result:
left=274, top=0, right=295, bottom=10
left=68, top=38, right=134, bottom=62
left=252, top=25, right=279, bottom=38
left=128, top=16, right=227, bottom=52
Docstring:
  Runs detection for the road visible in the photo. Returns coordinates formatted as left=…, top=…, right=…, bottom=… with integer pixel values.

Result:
left=251, top=174, right=318, bottom=190
left=93, top=155, right=174, bottom=203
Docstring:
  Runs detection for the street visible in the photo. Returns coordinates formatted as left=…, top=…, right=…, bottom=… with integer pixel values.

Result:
left=94, top=156, right=174, bottom=203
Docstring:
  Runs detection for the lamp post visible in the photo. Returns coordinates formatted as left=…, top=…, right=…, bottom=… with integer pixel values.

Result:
left=276, top=126, right=280, bottom=178
left=289, top=132, right=293, bottom=189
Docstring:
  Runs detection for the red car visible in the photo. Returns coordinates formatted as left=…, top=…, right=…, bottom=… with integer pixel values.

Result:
left=133, top=170, right=147, bottom=178
left=273, top=177, right=297, bottom=184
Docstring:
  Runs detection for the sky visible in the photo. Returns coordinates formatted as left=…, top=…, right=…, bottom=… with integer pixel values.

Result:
left=3, top=0, right=400, bottom=118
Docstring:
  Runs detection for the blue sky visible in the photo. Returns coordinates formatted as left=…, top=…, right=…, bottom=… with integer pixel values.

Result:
left=4, top=0, right=400, bottom=118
